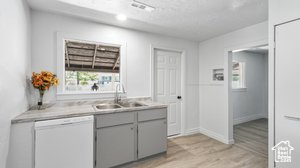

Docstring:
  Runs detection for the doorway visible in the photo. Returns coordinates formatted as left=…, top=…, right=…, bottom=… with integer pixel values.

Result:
left=231, top=45, right=269, bottom=157
left=152, top=48, right=183, bottom=136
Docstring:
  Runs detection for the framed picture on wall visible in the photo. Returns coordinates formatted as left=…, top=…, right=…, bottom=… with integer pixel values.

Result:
left=210, top=67, right=224, bottom=85
left=212, top=68, right=224, bottom=81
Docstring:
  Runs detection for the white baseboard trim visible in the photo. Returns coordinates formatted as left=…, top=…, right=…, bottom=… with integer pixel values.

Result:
left=233, top=114, right=265, bottom=125
left=172, top=127, right=234, bottom=145
left=227, top=138, right=235, bottom=144
left=199, top=127, right=233, bottom=144
left=167, top=128, right=200, bottom=139
left=184, top=128, right=200, bottom=136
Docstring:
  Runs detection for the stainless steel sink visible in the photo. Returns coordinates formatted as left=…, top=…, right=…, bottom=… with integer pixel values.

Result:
left=93, top=102, right=147, bottom=111
left=117, top=102, right=147, bottom=108
left=94, top=104, right=122, bottom=110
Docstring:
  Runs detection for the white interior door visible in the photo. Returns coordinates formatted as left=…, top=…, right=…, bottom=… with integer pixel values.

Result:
left=154, top=49, right=181, bottom=136
left=275, top=19, right=300, bottom=168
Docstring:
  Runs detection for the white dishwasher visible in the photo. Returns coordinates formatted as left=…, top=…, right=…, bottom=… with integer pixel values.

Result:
left=34, top=116, right=94, bottom=168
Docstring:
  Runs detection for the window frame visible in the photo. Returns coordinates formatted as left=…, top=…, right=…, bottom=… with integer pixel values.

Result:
left=56, top=32, right=127, bottom=100
left=232, top=61, right=246, bottom=91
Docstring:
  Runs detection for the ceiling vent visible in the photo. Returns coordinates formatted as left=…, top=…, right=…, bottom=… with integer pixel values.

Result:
left=131, top=0, right=155, bottom=12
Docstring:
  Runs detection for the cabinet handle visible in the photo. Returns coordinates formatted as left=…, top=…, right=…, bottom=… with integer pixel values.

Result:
left=285, top=115, right=300, bottom=120
left=130, top=127, right=134, bottom=130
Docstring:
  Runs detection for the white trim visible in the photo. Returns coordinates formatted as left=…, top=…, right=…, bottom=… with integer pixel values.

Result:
left=199, top=83, right=224, bottom=86
left=233, top=114, right=265, bottom=125
left=232, top=88, right=247, bottom=92
left=184, top=128, right=200, bottom=136
left=199, top=127, right=234, bottom=144
left=56, top=32, right=127, bottom=100
left=269, top=24, right=276, bottom=168
left=56, top=92, right=126, bottom=101
left=224, top=39, right=268, bottom=144
left=150, top=44, right=186, bottom=136
left=167, top=134, right=182, bottom=139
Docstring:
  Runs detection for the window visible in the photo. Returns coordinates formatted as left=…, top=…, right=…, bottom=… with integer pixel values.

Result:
left=64, top=40, right=120, bottom=93
left=232, top=61, right=246, bottom=89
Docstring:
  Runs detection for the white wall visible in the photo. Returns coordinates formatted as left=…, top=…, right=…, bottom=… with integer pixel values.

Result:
left=0, top=0, right=31, bottom=167
left=198, top=21, right=268, bottom=143
left=232, top=51, right=268, bottom=125
left=269, top=1, right=300, bottom=167
left=31, top=10, right=199, bottom=133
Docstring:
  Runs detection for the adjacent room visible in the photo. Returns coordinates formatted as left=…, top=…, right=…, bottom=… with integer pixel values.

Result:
left=1, top=0, right=300, bottom=168
left=231, top=46, right=269, bottom=158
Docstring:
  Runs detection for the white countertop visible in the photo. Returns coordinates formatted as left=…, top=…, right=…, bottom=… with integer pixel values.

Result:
left=12, top=98, right=167, bottom=124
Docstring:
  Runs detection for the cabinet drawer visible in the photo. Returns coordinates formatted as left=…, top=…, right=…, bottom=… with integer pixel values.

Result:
left=138, top=108, right=167, bottom=122
left=96, top=112, right=134, bottom=128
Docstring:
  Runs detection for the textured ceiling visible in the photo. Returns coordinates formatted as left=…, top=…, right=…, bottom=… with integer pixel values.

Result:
left=27, top=0, right=268, bottom=41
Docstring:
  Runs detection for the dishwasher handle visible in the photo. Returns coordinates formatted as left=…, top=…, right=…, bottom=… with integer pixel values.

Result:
left=35, top=116, right=94, bottom=128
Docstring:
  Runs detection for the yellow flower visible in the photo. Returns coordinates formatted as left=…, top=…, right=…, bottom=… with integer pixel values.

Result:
left=31, top=71, right=59, bottom=90
left=43, top=76, right=53, bottom=82
left=53, top=78, right=59, bottom=86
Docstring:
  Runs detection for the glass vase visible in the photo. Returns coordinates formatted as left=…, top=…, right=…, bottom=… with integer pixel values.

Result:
left=38, top=90, right=44, bottom=110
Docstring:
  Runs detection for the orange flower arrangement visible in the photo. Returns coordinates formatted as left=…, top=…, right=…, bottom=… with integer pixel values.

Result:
left=32, top=71, right=59, bottom=91
left=32, top=71, right=59, bottom=109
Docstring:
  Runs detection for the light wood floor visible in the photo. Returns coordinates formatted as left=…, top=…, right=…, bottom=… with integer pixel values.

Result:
left=133, top=119, right=268, bottom=168
left=234, top=118, right=268, bottom=158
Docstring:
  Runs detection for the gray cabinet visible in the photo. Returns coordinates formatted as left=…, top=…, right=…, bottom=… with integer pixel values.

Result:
left=96, top=112, right=135, bottom=128
left=138, top=108, right=167, bottom=122
left=138, top=119, right=167, bottom=159
left=138, top=108, right=167, bottom=159
left=96, top=113, right=135, bottom=168
left=95, top=108, right=167, bottom=167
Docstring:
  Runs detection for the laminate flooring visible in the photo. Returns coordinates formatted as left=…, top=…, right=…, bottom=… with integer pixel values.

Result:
left=133, top=119, right=268, bottom=168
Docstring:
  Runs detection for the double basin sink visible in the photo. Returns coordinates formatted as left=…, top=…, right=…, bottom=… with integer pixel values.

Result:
left=93, top=101, right=147, bottom=111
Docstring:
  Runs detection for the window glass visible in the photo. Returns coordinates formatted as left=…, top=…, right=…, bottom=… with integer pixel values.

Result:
left=232, top=61, right=245, bottom=89
left=65, top=71, right=119, bottom=92
left=64, top=40, right=120, bottom=92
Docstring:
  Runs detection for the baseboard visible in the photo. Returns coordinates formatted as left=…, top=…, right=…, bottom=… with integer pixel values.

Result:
left=227, top=138, right=235, bottom=144
left=199, top=127, right=233, bottom=144
left=233, top=114, right=265, bottom=125
left=184, top=128, right=200, bottom=136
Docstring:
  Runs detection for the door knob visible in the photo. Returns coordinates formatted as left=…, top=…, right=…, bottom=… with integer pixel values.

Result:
left=177, top=96, right=182, bottom=99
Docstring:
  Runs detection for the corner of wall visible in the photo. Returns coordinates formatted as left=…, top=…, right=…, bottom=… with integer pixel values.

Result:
left=199, top=127, right=234, bottom=144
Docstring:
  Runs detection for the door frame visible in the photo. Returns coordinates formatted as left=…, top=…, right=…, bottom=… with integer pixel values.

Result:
left=150, top=44, right=186, bottom=136
left=224, top=39, right=268, bottom=144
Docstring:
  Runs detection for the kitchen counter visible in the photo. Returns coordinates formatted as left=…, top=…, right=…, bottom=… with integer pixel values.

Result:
left=12, top=98, right=167, bottom=124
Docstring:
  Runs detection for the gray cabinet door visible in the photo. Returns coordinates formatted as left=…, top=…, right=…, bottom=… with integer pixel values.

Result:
left=138, top=119, right=167, bottom=159
left=96, top=124, right=135, bottom=168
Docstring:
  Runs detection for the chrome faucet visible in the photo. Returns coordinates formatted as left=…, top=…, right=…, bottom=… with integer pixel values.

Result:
left=115, top=84, right=126, bottom=103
